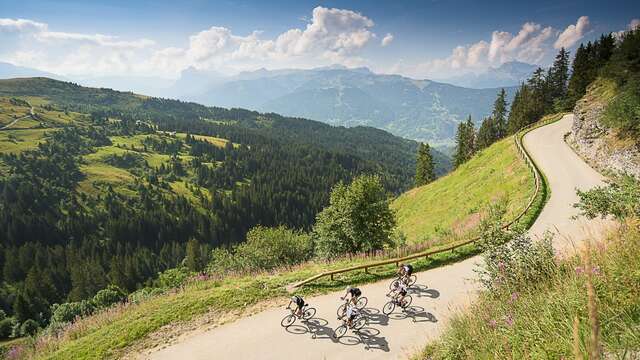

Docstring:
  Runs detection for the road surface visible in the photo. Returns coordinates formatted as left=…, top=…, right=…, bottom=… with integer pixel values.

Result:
left=145, top=114, right=612, bottom=360
left=1, top=107, right=34, bottom=130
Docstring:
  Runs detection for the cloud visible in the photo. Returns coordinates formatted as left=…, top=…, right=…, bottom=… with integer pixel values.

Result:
left=390, top=16, right=589, bottom=80
left=554, top=16, right=590, bottom=49
left=0, top=7, right=378, bottom=78
left=0, top=18, right=47, bottom=33
left=628, top=18, right=640, bottom=30
left=381, top=33, right=394, bottom=47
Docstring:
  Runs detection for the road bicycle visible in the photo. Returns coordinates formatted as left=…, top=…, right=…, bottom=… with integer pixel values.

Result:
left=336, top=296, right=368, bottom=318
left=280, top=303, right=316, bottom=327
left=333, top=310, right=368, bottom=339
left=388, top=274, right=417, bottom=290
left=382, top=293, right=413, bottom=315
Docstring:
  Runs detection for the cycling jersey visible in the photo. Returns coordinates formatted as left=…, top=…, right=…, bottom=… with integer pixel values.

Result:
left=291, top=296, right=305, bottom=308
left=403, top=264, right=413, bottom=275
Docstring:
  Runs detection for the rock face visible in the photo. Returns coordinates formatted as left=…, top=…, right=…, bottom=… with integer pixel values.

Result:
left=569, top=82, right=640, bottom=178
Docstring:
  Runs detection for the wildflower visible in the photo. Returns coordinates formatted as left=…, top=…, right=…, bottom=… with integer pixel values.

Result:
left=575, top=266, right=584, bottom=275
left=504, top=314, right=514, bottom=327
left=509, top=292, right=519, bottom=303
left=591, top=266, right=601, bottom=276
left=488, top=319, right=497, bottom=328
left=497, top=261, right=506, bottom=272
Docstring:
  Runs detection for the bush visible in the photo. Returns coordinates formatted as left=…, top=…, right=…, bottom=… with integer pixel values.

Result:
left=0, top=309, right=5, bottom=321
left=475, top=203, right=556, bottom=292
left=154, top=267, right=191, bottom=289
left=19, top=319, right=39, bottom=337
left=50, top=300, right=96, bottom=325
left=575, top=174, right=640, bottom=220
left=92, top=285, right=126, bottom=309
left=0, top=318, right=16, bottom=339
left=208, top=226, right=313, bottom=273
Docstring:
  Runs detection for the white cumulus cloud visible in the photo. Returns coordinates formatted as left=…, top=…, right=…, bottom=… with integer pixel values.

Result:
left=554, top=16, right=590, bottom=49
left=381, top=33, right=394, bottom=47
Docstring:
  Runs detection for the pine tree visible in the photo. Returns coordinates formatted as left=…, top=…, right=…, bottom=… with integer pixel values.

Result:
left=415, top=142, right=435, bottom=186
left=549, top=48, right=570, bottom=103
left=567, top=43, right=591, bottom=107
left=477, top=117, right=496, bottom=149
left=492, top=89, right=508, bottom=139
left=453, top=116, right=476, bottom=167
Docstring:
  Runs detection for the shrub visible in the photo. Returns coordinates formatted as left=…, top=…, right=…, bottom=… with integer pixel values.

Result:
left=154, top=267, right=191, bottom=289
left=50, top=300, right=96, bottom=325
left=0, top=309, right=5, bottom=321
left=19, top=319, right=39, bottom=337
left=575, top=174, right=640, bottom=220
left=92, top=285, right=126, bottom=309
left=208, top=226, right=313, bottom=273
left=0, top=318, right=16, bottom=338
left=475, top=203, right=556, bottom=292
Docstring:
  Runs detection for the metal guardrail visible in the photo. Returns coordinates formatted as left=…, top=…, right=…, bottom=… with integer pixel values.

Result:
left=290, top=116, right=561, bottom=289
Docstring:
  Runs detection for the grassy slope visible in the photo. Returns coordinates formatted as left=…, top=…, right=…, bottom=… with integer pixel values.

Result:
left=392, top=137, right=533, bottom=244
left=417, top=222, right=640, bottom=359
left=29, top=135, right=536, bottom=359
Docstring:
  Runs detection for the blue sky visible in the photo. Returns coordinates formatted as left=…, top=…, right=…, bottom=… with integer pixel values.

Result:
left=0, top=0, right=638, bottom=79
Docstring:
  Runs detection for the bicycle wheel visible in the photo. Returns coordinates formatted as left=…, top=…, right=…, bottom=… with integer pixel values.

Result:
left=302, top=307, right=316, bottom=320
left=353, top=316, right=368, bottom=330
left=401, top=295, right=413, bottom=308
left=356, top=296, right=368, bottom=309
left=408, top=275, right=417, bottom=286
left=382, top=301, right=395, bottom=315
left=336, top=304, right=346, bottom=318
left=334, top=325, right=347, bottom=339
left=281, top=314, right=296, bottom=327
left=389, top=278, right=400, bottom=290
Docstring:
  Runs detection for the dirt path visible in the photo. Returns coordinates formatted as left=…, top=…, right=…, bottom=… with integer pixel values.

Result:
left=144, top=114, right=612, bottom=360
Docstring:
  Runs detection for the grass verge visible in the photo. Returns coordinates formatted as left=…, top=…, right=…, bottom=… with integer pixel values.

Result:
left=415, top=220, right=640, bottom=359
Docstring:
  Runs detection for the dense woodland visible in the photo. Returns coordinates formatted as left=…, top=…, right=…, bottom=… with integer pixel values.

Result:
left=453, top=28, right=639, bottom=167
left=0, top=80, right=452, bottom=334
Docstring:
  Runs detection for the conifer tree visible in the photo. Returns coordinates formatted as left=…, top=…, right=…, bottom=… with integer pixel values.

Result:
left=415, top=142, right=435, bottom=186
left=477, top=117, right=496, bottom=149
left=492, top=88, right=508, bottom=139
left=453, top=116, right=476, bottom=167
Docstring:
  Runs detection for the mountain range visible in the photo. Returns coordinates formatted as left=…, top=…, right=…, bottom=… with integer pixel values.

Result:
left=0, top=62, right=531, bottom=145
left=176, top=65, right=518, bottom=145
left=436, top=61, right=537, bottom=89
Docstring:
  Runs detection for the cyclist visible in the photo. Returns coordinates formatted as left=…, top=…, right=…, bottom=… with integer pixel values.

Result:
left=339, top=286, right=361, bottom=319
left=288, top=295, right=306, bottom=317
left=390, top=280, right=408, bottom=307
left=345, top=300, right=358, bottom=327
left=397, top=263, right=413, bottom=283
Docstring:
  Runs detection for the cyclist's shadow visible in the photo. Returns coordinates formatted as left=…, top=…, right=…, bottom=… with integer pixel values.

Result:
left=361, top=307, right=389, bottom=326
left=355, top=327, right=390, bottom=352
left=400, top=306, right=438, bottom=323
left=409, top=284, right=440, bottom=299
left=304, top=318, right=342, bottom=344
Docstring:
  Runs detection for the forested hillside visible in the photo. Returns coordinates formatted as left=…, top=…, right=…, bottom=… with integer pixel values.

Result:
left=0, top=78, right=449, bottom=332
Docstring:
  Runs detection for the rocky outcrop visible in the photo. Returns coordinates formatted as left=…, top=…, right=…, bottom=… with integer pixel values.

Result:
left=568, top=81, right=640, bottom=179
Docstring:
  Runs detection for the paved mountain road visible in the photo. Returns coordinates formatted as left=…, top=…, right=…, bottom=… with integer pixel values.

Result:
left=145, top=114, right=612, bottom=360
left=0, top=107, right=34, bottom=130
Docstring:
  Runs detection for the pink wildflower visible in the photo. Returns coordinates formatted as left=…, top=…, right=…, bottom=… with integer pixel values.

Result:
left=509, top=292, right=520, bottom=303
left=574, top=266, right=584, bottom=275
left=488, top=319, right=497, bottom=328
left=504, top=314, right=514, bottom=327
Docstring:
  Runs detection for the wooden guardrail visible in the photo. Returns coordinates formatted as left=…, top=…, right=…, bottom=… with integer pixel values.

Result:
left=290, top=115, right=562, bottom=289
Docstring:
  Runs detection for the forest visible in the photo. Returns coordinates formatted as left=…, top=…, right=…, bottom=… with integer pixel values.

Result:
left=0, top=79, right=448, bottom=335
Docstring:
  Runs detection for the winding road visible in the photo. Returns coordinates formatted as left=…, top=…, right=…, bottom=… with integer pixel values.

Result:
left=144, top=114, right=612, bottom=360
left=0, top=107, right=34, bottom=130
